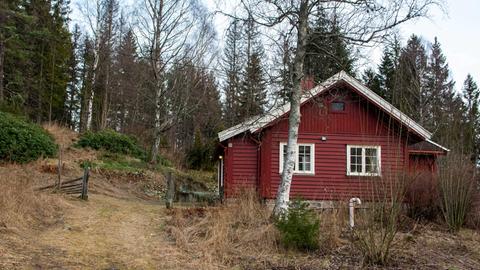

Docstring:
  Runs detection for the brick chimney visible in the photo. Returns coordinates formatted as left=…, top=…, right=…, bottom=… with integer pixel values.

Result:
left=301, top=75, right=315, bottom=91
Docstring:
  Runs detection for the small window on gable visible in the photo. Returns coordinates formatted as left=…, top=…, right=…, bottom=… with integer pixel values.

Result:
left=330, top=101, right=345, bottom=112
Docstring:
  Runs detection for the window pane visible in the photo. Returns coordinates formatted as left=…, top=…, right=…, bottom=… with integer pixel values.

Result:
left=331, top=102, right=345, bottom=112
left=350, top=147, right=363, bottom=173
left=305, top=163, right=311, bottom=171
left=365, top=148, right=378, bottom=173
left=365, top=148, right=377, bottom=157
left=297, top=145, right=311, bottom=172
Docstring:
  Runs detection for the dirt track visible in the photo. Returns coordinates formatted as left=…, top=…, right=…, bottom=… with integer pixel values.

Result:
left=0, top=194, right=196, bottom=269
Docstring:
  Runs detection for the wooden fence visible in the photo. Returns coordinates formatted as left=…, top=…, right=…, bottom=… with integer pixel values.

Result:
left=37, top=167, right=90, bottom=200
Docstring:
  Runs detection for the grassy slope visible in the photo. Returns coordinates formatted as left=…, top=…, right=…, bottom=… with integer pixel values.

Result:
left=0, top=125, right=479, bottom=269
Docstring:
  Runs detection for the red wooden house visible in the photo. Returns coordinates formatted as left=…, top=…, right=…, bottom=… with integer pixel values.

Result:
left=216, top=71, right=448, bottom=201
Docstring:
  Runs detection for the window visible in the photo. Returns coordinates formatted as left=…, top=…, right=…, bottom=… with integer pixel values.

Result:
left=279, top=143, right=315, bottom=174
left=346, top=145, right=381, bottom=176
left=330, top=101, right=345, bottom=112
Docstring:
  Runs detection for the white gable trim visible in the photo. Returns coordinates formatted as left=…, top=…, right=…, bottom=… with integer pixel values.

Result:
left=218, top=71, right=433, bottom=142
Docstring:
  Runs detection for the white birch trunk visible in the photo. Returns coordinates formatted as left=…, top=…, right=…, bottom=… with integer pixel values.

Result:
left=273, top=0, right=309, bottom=217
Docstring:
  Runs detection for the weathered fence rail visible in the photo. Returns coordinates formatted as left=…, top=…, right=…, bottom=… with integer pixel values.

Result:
left=36, top=167, right=90, bottom=200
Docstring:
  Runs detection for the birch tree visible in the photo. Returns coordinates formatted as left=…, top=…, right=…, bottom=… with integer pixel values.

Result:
left=135, top=0, right=215, bottom=163
left=220, top=0, right=443, bottom=216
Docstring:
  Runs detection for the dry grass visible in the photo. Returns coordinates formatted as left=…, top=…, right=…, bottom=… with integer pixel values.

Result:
left=0, top=166, right=63, bottom=232
left=167, top=191, right=279, bottom=268
left=43, top=123, right=78, bottom=148
left=165, top=191, right=349, bottom=269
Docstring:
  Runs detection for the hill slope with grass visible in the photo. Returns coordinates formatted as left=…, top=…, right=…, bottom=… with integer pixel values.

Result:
left=1, top=124, right=480, bottom=269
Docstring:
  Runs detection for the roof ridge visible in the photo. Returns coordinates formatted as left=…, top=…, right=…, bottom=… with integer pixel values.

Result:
left=218, top=71, right=434, bottom=142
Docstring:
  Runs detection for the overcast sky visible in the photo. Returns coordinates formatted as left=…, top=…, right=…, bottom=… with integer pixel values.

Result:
left=71, top=0, right=479, bottom=92
left=388, top=0, right=479, bottom=91
left=202, top=0, right=479, bottom=93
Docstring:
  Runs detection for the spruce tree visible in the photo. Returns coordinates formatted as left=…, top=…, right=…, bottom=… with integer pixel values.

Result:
left=394, top=35, right=428, bottom=122
left=222, top=18, right=244, bottom=127
left=377, top=35, right=401, bottom=102
left=111, top=29, right=138, bottom=132
left=462, top=74, right=479, bottom=161
left=362, top=68, right=382, bottom=97
left=276, top=33, right=293, bottom=105
left=238, top=15, right=267, bottom=120
left=424, top=37, right=455, bottom=139
left=304, top=8, right=354, bottom=82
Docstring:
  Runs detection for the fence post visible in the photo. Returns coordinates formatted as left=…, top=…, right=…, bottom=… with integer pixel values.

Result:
left=81, top=167, right=90, bottom=200
left=57, top=147, right=62, bottom=189
left=166, top=172, right=175, bottom=209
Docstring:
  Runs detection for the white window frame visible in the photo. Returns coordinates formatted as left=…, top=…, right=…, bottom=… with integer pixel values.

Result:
left=279, top=142, right=315, bottom=175
left=346, top=145, right=381, bottom=176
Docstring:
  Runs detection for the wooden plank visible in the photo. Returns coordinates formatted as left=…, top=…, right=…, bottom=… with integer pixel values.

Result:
left=36, top=177, right=83, bottom=191
left=65, top=190, right=83, bottom=194
left=165, top=172, right=175, bottom=209
left=80, top=167, right=89, bottom=200
left=60, top=186, right=83, bottom=192
left=59, top=182, right=82, bottom=189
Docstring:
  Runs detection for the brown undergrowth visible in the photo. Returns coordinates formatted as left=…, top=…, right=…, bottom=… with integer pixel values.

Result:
left=167, top=191, right=278, bottom=267
left=0, top=166, right=64, bottom=233
left=165, top=191, right=347, bottom=269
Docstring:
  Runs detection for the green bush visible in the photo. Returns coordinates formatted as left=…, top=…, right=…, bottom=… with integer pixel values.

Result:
left=76, top=129, right=145, bottom=159
left=186, top=129, right=214, bottom=170
left=0, top=111, right=57, bottom=163
left=275, top=200, right=320, bottom=251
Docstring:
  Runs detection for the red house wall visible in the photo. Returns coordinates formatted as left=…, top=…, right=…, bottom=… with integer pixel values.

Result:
left=223, top=136, right=258, bottom=197
left=222, top=85, right=435, bottom=201
left=260, top=87, right=412, bottom=200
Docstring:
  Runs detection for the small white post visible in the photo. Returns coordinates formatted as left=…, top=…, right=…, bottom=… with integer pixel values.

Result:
left=349, top=197, right=362, bottom=229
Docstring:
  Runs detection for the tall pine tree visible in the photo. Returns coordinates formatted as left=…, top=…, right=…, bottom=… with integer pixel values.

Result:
left=394, top=35, right=428, bottom=123
left=222, top=18, right=244, bottom=127
left=237, top=15, right=267, bottom=120
left=462, top=74, right=479, bottom=161
left=304, top=7, right=355, bottom=82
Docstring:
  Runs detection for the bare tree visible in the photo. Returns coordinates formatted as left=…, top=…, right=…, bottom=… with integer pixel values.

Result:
left=219, top=0, right=443, bottom=216
left=135, top=0, right=215, bottom=163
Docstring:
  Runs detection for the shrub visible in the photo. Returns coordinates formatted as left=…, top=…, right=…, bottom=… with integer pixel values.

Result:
left=76, top=129, right=145, bottom=159
left=185, top=129, right=214, bottom=170
left=353, top=175, right=405, bottom=265
left=0, top=111, right=57, bottom=163
left=405, top=173, right=440, bottom=221
left=438, top=154, right=475, bottom=232
left=275, top=200, right=320, bottom=251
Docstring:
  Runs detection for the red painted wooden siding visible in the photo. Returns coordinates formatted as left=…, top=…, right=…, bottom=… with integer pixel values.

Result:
left=261, top=86, right=412, bottom=200
left=223, top=136, right=258, bottom=197
left=223, top=85, right=435, bottom=201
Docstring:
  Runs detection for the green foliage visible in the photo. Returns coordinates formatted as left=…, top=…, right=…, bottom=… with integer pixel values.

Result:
left=275, top=200, right=320, bottom=251
left=76, top=129, right=145, bottom=159
left=186, top=129, right=214, bottom=170
left=0, top=111, right=57, bottom=163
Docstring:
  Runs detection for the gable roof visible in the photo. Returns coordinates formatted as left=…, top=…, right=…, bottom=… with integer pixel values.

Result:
left=218, top=71, right=448, bottom=152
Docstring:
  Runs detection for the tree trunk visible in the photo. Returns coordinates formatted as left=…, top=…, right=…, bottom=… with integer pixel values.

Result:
left=273, top=0, right=309, bottom=217
left=151, top=83, right=162, bottom=163
left=0, top=39, right=4, bottom=102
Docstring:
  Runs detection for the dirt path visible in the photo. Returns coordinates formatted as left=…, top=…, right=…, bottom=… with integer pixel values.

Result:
left=1, top=194, right=196, bottom=270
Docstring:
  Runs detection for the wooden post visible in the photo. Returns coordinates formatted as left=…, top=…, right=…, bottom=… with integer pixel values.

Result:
left=166, top=172, right=175, bottom=209
left=57, top=147, right=62, bottom=189
left=81, top=167, right=89, bottom=200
